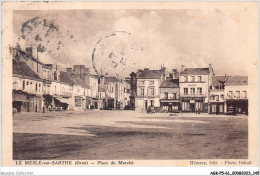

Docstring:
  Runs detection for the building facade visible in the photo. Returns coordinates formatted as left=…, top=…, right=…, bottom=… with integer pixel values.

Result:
left=12, top=59, right=43, bottom=113
left=209, top=76, right=229, bottom=114
left=179, top=64, right=214, bottom=113
left=135, top=67, right=166, bottom=111
left=224, top=76, right=248, bottom=115
left=160, top=79, right=180, bottom=112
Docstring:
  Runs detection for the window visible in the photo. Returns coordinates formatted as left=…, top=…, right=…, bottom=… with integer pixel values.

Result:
left=27, top=81, right=29, bottom=85
left=13, top=82, right=18, bottom=90
left=140, top=88, right=144, bottom=96
left=190, top=88, right=195, bottom=95
left=55, top=86, right=57, bottom=94
left=22, top=80, right=25, bottom=90
left=191, top=76, right=195, bottom=82
left=184, top=76, right=188, bottom=82
left=35, top=83, right=37, bottom=91
left=149, top=81, right=154, bottom=85
left=215, top=95, right=219, bottom=101
left=220, top=94, right=224, bottom=99
left=150, top=88, right=155, bottom=96
left=173, top=93, right=177, bottom=99
left=62, top=87, right=65, bottom=93
left=165, top=92, right=168, bottom=99
left=235, top=91, right=240, bottom=98
left=150, top=100, right=154, bottom=106
left=227, top=91, right=233, bottom=98
left=140, top=81, right=145, bottom=85
left=242, top=91, right=247, bottom=98
left=197, top=87, right=202, bottom=95
left=54, top=71, right=57, bottom=80
left=108, top=84, right=111, bottom=91
left=184, top=88, right=188, bottom=95
left=198, top=76, right=202, bottom=82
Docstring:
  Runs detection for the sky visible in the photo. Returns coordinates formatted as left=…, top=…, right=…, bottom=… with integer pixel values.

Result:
left=13, top=9, right=254, bottom=77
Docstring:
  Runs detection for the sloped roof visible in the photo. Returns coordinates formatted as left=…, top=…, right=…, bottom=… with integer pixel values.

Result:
left=137, top=70, right=161, bottom=79
left=72, top=77, right=90, bottom=88
left=60, top=71, right=74, bottom=85
left=212, top=76, right=230, bottom=86
left=225, top=76, right=248, bottom=86
left=17, top=50, right=44, bottom=65
left=104, top=77, right=120, bottom=84
left=13, top=59, right=41, bottom=80
left=160, top=79, right=179, bottom=88
left=180, top=68, right=210, bottom=75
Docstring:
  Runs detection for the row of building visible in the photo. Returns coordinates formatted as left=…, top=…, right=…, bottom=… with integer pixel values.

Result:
left=12, top=47, right=248, bottom=115
left=12, top=47, right=130, bottom=113
left=129, top=65, right=248, bottom=115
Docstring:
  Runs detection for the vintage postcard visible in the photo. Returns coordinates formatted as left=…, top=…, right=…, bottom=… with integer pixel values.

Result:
left=1, top=1, right=258, bottom=170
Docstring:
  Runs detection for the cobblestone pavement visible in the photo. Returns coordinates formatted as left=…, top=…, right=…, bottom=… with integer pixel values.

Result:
left=13, top=110, right=248, bottom=160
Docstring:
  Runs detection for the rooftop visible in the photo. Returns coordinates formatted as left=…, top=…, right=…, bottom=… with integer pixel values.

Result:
left=137, top=69, right=162, bottom=79
left=104, top=77, right=120, bottom=84
left=180, top=68, right=210, bottom=75
left=72, top=77, right=90, bottom=89
left=13, top=59, right=41, bottom=80
left=60, top=71, right=74, bottom=85
left=160, top=79, right=179, bottom=88
left=225, top=76, right=248, bottom=86
left=212, top=76, right=230, bottom=86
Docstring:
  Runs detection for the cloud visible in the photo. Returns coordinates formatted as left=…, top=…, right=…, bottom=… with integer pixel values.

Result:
left=13, top=9, right=254, bottom=77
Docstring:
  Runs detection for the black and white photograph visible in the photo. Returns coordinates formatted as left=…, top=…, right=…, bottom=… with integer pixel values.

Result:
left=1, top=1, right=258, bottom=171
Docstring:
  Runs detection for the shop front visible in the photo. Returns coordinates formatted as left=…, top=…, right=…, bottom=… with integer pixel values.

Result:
left=13, top=90, right=28, bottom=112
left=180, top=97, right=205, bottom=113
left=160, top=99, right=180, bottom=112
left=74, top=96, right=85, bottom=111
left=226, top=99, right=248, bottom=115
left=209, top=102, right=224, bottom=114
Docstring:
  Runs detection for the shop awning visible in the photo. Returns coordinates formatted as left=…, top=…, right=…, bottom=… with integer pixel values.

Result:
left=54, top=97, right=71, bottom=104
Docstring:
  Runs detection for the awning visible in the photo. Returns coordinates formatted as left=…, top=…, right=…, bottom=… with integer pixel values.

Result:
left=54, top=97, right=71, bottom=104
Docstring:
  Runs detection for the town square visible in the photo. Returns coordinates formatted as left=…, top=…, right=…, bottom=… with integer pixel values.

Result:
left=8, top=7, right=254, bottom=163
left=13, top=110, right=248, bottom=160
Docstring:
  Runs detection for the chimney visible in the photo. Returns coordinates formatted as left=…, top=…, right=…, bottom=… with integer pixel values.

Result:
left=144, top=68, right=149, bottom=71
left=99, top=75, right=105, bottom=85
left=67, top=68, right=72, bottom=76
left=172, top=69, right=179, bottom=79
left=26, top=47, right=33, bottom=59
left=209, top=63, right=212, bottom=70
left=161, top=66, right=166, bottom=82
left=181, top=65, right=185, bottom=72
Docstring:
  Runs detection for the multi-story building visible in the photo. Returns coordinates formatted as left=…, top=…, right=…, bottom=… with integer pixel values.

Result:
left=129, top=72, right=137, bottom=110
left=209, top=76, right=229, bottom=114
left=224, top=76, right=248, bottom=115
left=134, top=67, right=166, bottom=111
left=70, top=65, right=100, bottom=109
left=99, top=76, right=124, bottom=109
left=159, top=69, right=180, bottom=112
left=12, top=58, right=43, bottom=112
left=58, top=71, right=74, bottom=110
left=179, top=64, right=214, bottom=113
left=122, top=78, right=131, bottom=108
